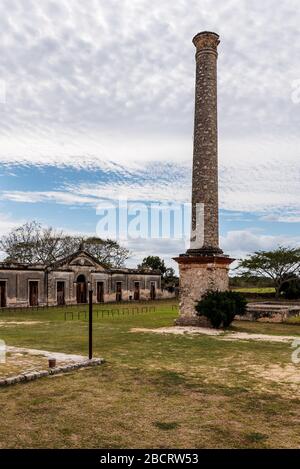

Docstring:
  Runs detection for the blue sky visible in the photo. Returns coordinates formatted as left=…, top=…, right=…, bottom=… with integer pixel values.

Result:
left=0, top=0, right=299, bottom=270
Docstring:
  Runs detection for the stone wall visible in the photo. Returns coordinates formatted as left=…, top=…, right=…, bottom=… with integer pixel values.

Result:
left=175, top=258, right=230, bottom=326
left=0, top=269, right=46, bottom=307
left=47, top=271, right=74, bottom=306
left=238, top=303, right=300, bottom=323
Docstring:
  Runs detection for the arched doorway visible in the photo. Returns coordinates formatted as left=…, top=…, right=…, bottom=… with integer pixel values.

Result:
left=76, top=274, right=87, bottom=304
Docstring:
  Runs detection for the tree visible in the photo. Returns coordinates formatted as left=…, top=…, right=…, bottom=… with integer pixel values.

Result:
left=138, top=256, right=178, bottom=289
left=229, top=275, right=274, bottom=289
left=162, top=267, right=179, bottom=290
left=164, top=267, right=176, bottom=279
left=0, top=221, right=75, bottom=265
left=0, top=221, right=130, bottom=268
left=138, top=256, right=167, bottom=275
left=83, top=237, right=130, bottom=268
left=237, top=247, right=300, bottom=298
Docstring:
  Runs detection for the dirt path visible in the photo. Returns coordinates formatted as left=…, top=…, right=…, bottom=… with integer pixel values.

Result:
left=131, top=326, right=299, bottom=343
left=6, top=346, right=86, bottom=362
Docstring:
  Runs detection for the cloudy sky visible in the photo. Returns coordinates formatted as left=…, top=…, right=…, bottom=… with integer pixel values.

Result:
left=0, top=0, right=299, bottom=269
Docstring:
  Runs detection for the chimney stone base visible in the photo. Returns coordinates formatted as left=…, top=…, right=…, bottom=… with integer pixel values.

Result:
left=173, top=255, right=234, bottom=326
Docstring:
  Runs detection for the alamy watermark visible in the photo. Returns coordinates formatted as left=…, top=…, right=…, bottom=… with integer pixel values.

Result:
left=291, top=338, right=300, bottom=364
left=0, top=339, right=6, bottom=364
left=291, top=79, right=300, bottom=104
left=0, top=80, right=6, bottom=104
left=95, top=197, right=204, bottom=248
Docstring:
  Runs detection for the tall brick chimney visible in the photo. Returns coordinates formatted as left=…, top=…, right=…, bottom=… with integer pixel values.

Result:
left=174, top=32, right=234, bottom=326
left=189, top=31, right=222, bottom=255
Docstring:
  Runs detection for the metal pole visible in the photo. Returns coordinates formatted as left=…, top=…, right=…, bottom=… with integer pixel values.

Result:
left=89, top=289, right=93, bottom=360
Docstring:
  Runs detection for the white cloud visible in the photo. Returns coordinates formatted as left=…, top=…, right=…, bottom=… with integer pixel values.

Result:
left=0, top=213, right=27, bottom=260
left=219, top=137, right=300, bottom=215
left=0, top=131, right=192, bottom=167
left=1, top=0, right=300, bottom=152
left=2, top=136, right=300, bottom=218
left=0, top=213, right=24, bottom=236
left=124, top=237, right=184, bottom=270
left=0, top=0, right=299, bottom=247
left=1, top=190, right=98, bottom=205
left=260, top=213, right=300, bottom=223
left=221, top=229, right=300, bottom=261
left=118, top=228, right=300, bottom=272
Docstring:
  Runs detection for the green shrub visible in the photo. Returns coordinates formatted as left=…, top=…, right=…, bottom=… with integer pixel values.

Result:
left=195, top=290, right=247, bottom=329
left=279, top=278, right=300, bottom=300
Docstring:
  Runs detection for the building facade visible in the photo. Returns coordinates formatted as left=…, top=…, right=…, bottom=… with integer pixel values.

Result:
left=0, top=249, right=170, bottom=308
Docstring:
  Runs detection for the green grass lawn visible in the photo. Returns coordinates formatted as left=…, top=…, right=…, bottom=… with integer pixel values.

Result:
left=231, top=287, right=276, bottom=293
left=0, top=300, right=299, bottom=449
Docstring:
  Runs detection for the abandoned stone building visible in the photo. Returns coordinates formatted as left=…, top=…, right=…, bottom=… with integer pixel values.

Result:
left=0, top=249, right=168, bottom=308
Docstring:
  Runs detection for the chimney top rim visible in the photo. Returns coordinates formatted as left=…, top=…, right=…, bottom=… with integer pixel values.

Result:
left=193, top=31, right=219, bottom=38
left=192, top=31, right=220, bottom=47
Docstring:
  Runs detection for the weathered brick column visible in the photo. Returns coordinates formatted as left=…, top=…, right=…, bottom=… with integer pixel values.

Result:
left=174, top=32, right=234, bottom=326
left=189, top=31, right=221, bottom=255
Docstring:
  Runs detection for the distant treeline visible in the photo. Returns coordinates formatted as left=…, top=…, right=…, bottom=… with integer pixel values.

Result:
left=229, top=276, right=274, bottom=288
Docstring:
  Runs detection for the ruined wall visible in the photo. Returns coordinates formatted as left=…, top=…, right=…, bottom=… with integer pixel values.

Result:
left=0, top=264, right=165, bottom=307
left=176, top=260, right=230, bottom=326
left=104, top=273, right=162, bottom=302
left=237, top=304, right=300, bottom=323
left=47, top=271, right=74, bottom=306
left=0, top=269, right=46, bottom=307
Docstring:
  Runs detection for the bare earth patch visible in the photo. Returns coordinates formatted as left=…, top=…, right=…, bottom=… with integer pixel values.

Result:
left=131, top=326, right=299, bottom=343
left=0, top=346, right=87, bottom=379
left=246, top=363, right=300, bottom=397
left=7, top=346, right=86, bottom=362
left=255, top=364, right=300, bottom=385
left=223, top=332, right=299, bottom=343
left=0, top=321, right=47, bottom=327
left=131, top=326, right=221, bottom=336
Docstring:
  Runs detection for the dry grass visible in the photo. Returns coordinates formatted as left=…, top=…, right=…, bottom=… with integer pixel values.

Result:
left=0, top=300, right=299, bottom=448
